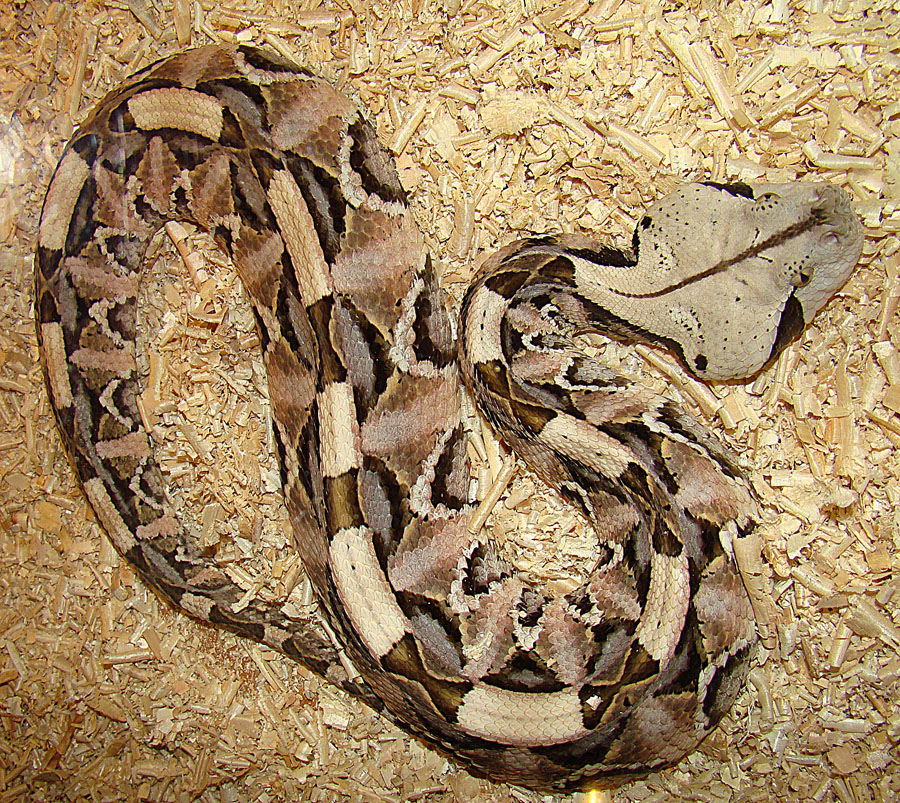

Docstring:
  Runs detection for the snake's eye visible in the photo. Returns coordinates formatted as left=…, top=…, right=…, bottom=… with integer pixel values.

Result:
left=795, top=267, right=813, bottom=287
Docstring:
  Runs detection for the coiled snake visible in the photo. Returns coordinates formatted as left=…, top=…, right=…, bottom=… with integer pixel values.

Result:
left=34, top=45, right=864, bottom=791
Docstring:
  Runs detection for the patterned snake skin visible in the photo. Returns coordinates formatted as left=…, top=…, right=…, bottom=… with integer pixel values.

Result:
left=34, top=46, right=864, bottom=791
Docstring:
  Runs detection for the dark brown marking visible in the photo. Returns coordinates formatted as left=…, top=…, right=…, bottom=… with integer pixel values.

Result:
left=325, top=472, right=365, bottom=534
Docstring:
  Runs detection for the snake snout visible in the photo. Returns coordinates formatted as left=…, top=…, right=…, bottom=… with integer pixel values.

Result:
left=792, top=183, right=864, bottom=317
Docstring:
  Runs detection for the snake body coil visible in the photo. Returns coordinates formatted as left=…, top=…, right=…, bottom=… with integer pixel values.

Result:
left=34, top=46, right=863, bottom=790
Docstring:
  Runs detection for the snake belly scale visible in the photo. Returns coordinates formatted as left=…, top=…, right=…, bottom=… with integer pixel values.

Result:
left=34, top=45, right=863, bottom=791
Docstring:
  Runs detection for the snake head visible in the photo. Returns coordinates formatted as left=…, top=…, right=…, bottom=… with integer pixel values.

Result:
left=745, top=181, right=864, bottom=323
left=601, top=181, right=865, bottom=381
